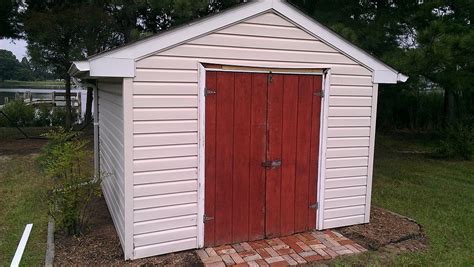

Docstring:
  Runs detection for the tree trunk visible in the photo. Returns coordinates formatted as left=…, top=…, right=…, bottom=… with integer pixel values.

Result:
left=84, top=86, right=93, bottom=124
left=444, top=88, right=456, bottom=126
left=65, top=76, right=72, bottom=129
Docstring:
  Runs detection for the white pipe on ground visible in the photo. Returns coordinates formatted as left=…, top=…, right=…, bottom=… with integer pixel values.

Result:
left=10, top=224, right=33, bottom=267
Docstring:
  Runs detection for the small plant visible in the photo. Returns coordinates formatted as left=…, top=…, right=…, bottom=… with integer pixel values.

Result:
left=38, top=128, right=101, bottom=235
left=0, top=100, right=35, bottom=127
left=436, top=123, right=474, bottom=160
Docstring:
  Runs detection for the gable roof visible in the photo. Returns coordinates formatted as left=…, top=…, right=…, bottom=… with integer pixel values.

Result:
left=69, top=0, right=408, bottom=84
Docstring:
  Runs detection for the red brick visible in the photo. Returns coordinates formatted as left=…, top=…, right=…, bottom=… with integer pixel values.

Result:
left=256, top=248, right=272, bottom=259
left=232, top=243, right=245, bottom=253
left=233, top=264, right=249, bottom=267
left=302, top=232, right=316, bottom=241
left=239, top=250, right=258, bottom=258
left=281, top=255, right=297, bottom=266
left=324, top=230, right=338, bottom=238
left=303, top=254, right=323, bottom=262
left=294, top=234, right=307, bottom=242
left=305, top=239, right=322, bottom=246
left=230, top=253, right=245, bottom=264
left=289, top=253, right=306, bottom=264
left=269, top=261, right=289, bottom=267
left=339, top=239, right=354, bottom=246
left=296, top=241, right=311, bottom=251
left=250, top=240, right=269, bottom=249
left=255, top=259, right=269, bottom=267
left=275, top=248, right=294, bottom=256
left=264, top=247, right=279, bottom=257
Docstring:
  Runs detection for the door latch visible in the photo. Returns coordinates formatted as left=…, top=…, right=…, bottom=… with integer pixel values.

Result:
left=203, top=214, right=214, bottom=223
left=262, top=160, right=282, bottom=169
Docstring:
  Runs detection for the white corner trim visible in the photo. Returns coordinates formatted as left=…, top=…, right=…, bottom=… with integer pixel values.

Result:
left=317, top=69, right=331, bottom=230
left=365, top=83, right=379, bottom=223
left=122, top=78, right=135, bottom=260
left=68, top=60, right=90, bottom=76
left=197, top=63, right=206, bottom=248
left=89, top=58, right=135, bottom=78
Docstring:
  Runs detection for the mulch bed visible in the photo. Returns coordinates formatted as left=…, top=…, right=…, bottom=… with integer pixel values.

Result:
left=337, top=207, right=428, bottom=253
left=54, top=198, right=202, bottom=266
left=55, top=199, right=427, bottom=265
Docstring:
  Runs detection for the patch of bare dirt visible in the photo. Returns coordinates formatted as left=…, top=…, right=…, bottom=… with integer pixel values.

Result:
left=0, top=138, right=47, bottom=155
left=54, top=198, right=202, bottom=266
left=337, top=207, right=428, bottom=252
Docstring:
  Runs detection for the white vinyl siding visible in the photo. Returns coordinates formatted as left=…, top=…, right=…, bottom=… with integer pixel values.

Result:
left=131, top=11, right=375, bottom=258
left=98, top=81, right=126, bottom=249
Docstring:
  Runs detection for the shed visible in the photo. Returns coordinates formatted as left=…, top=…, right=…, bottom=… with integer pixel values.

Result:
left=69, top=0, right=407, bottom=260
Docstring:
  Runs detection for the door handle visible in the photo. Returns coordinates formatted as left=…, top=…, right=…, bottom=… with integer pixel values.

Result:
left=262, top=160, right=282, bottom=169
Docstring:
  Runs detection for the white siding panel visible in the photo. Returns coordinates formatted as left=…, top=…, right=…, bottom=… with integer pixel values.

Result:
left=325, top=186, right=367, bottom=199
left=134, top=238, right=197, bottom=259
left=324, top=205, right=366, bottom=219
left=134, top=168, right=198, bottom=185
left=160, top=45, right=356, bottom=65
left=326, top=157, right=368, bottom=169
left=327, top=127, right=370, bottom=137
left=134, top=133, right=198, bottom=147
left=133, top=96, right=198, bottom=108
left=134, top=180, right=198, bottom=197
left=327, top=137, right=370, bottom=148
left=324, top=215, right=365, bottom=229
left=326, top=147, right=369, bottom=158
left=244, top=12, right=295, bottom=27
left=135, top=69, right=198, bottom=82
left=325, top=176, right=367, bottom=189
left=189, top=34, right=336, bottom=53
left=134, top=120, right=197, bottom=134
left=134, top=226, right=197, bottom=247
left=136, top=57, right=199, bottom=70
left=329, top=96, right=372, bottom=107
left=326, top=167, right=368, bottom=178
left=219, top=23, right=315, bottom=40
left=331, top=75, right=372, bottom=86
left=328, top=107, right=371, bottom=117
left=134, top=192, right=197, bottom=210
left=134, top=215, right=197, bottom=235
left=97, top=81, right=126, bottom=250
left=134, top=82, right=198, bottom=95
left=134, top=144, right=198, bottom=160
left=324, top=196, right=366, bottom=209
left=328, top=117, right=371, bottom=127
left=134, top=203, right=198, bottom=222
left=134, top=108, right=197, bottom=121
left=134, top=156, right=198, bottom=172
left=330, top=86, right=373, bottom=96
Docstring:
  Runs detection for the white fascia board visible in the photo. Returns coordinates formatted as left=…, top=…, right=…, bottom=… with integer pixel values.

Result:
left=89, top=57, right=134, bottom=78
left=68, top=60, right=90, bottom=76
left=89, top=1, right=272, bottom=61
left=272, top=1, right=406, bottom=84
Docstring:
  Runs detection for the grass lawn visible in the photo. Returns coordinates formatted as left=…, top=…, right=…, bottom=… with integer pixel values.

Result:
left=0, top=151, right=50, bottom=266
left=335, top=133, right=474, bottom=266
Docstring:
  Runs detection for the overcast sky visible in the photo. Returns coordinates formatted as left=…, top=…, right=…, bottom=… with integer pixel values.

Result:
left=0, top=38, right=27, bottom=60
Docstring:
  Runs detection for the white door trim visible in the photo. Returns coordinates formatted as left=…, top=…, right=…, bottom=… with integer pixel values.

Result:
left=196, top=64, right=329, bottom=245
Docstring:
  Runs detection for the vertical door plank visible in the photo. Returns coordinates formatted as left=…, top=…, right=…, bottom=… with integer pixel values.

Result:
left=294, top=75, right=314, bottom=232
left=232, top=73, right=252, bottom=242
left=204, top=71, right=217, bottom=246
left=215, top=72, right=235, bottom=244
left=308, top=75, right=322, bottom=229
left=280, top=75, right=299, bottom=236
left=248, top=73, right=267, bottom=241
left=265, top=74, right=284, bottom=238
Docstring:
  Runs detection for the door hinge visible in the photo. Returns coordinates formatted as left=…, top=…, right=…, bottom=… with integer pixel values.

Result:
left=268, top=72, right=273, bottom=83
left=205, top=89, right=216, bottom=96
left=314, top=90, right=325, bottom=97
left=203, top=214, right=214, bottom=223
left=261, top=159, right=282, bottom=169
left=309, top=202, right=319, bottom=210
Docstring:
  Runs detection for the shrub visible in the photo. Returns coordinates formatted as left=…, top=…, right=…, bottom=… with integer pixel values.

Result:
left=50, top=106, right=79, bottom=127
left=0, top=100, right=35, bottom=127
left=436, top=123, right=474, bottom=160
left=38, top=128, right=101, bottom=235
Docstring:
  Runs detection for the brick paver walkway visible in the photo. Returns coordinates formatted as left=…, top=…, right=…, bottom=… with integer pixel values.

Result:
left=196, top=230, right=367, bottom=266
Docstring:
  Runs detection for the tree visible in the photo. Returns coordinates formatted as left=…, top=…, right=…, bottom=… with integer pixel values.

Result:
left=0, top=49, right=19, bottom=81
left=0, top=0, right=21, bottom=39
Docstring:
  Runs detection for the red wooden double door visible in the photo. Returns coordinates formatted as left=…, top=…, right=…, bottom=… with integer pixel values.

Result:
left=204, top=70, right=322, bottom=247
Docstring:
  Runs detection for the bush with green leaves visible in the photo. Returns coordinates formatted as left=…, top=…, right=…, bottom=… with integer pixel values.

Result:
left=436, top=123, right=474, bottom=160
left=0, top=100, right=35, bottom=127
left=38, top=128, right=101, bottom=235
